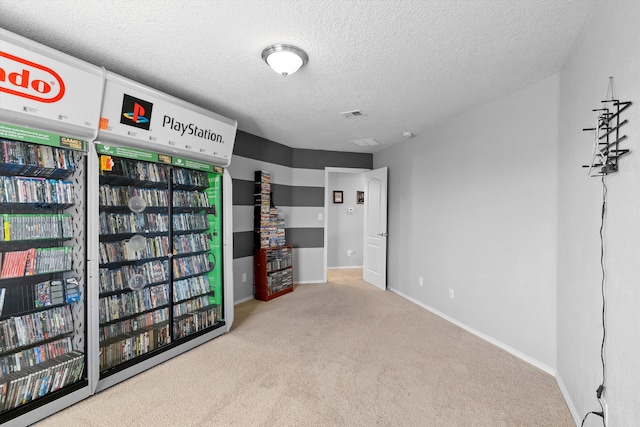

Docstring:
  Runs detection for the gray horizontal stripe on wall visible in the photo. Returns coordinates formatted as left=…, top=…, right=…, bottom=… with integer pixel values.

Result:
left=232, top=179, right=255, bottom=206
left=287, top=228, right=324, bottom=248
left=233, top=131, right=293, bottom=167
left=233, top=231, right=254, bottom=259
left=233, top=228, right=325, bottom=258
left=232, top=130, right=372, bottom=170
left=293, top=149, right=372, bottom=170
left=272, top=184, right=323, bottom=207
left=264, top=183, right=292, bottom=207
left=232, top=179, right=324, bottom=207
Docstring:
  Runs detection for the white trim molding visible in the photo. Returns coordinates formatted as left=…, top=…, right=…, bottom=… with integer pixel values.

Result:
left=389, top=286, right=557, bottom=376
left=234, top=295, right=255, bottom=305
left=555, top=374, right=581, bottom=425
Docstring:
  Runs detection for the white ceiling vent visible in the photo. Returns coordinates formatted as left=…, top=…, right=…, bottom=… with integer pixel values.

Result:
left=350, top=138, right=380, bottom=147
left=339, top=110, right=366, bottom=119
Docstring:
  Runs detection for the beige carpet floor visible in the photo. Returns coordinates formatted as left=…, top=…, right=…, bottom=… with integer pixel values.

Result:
left=35, top=269, right=572, bottom=426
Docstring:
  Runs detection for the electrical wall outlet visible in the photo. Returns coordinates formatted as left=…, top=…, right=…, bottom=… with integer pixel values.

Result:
left=419, top=276, right=423, bottom=287
left=449, top=288, right=455, bottom=299
left=242, top=273, right=247, bottom=283
left=347, top=250, right=354, bottom=256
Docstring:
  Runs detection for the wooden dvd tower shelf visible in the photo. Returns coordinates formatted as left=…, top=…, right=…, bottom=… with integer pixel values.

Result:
left=253, top=170, right=293, bottom=301
left=254, top=246, right=293, bottom=301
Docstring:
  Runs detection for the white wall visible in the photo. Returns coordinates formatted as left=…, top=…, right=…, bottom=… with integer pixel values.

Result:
left=374, top=74, right=560, bottom=372
left=557, top=1, right=640, bottom=425
left=327, top=172, right=365, bottom=268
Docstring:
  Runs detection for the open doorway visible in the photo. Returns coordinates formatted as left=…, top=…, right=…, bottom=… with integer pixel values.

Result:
left=323, top=167, right=389, bottom=290
left=327, top=268, right=363, bottom=285
left=323, top=167, right=368, bottom=282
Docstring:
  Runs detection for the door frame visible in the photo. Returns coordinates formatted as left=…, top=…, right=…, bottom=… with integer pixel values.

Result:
left=323, top=167, right=370, bottom=283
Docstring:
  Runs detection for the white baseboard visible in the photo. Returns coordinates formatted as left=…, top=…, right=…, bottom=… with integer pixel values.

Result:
left=295, top=280, right=325, bottom=284
left=328, top=266, right=363, bottom=270
left=555, top=374, right=581, bottom=426
left=234, top=295, right=254, bottom=305
left=388, top=286, right=557, bottom=376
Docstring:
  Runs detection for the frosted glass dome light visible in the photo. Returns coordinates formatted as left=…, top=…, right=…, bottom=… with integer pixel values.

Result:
left=262, top=44, right=308, bottom=77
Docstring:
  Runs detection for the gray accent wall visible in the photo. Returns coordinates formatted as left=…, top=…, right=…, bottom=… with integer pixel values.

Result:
left=556, top=2, right=640, bottom=425
left=374, top=4, right=640, bottom=422
left=229, top=130, right=372, bottom=302
left=374, top=75, right=560, bottom=372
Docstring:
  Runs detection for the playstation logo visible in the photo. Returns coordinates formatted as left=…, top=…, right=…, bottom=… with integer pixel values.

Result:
left=120, top=94, right=153, bottom=130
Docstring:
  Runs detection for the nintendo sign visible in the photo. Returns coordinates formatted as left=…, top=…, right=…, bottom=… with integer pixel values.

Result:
left=0, top=29, right=103, bottom=134
left=0, top=51, right=66, bottom=103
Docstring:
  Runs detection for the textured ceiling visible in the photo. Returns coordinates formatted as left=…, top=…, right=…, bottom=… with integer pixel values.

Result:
left=0, top=0, right=598, bottom=153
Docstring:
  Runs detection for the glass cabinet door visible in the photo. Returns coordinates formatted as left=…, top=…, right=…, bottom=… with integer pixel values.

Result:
left=96, top=146, right=226, bottom=376
left=97, top=155, right=171, bottom=375
left=171, top=166, right=224, bottom=341
left=0, top=136, right=87, bottom=417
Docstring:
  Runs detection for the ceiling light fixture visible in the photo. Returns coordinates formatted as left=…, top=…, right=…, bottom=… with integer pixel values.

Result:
left=262, top=44, right=308, bottom=77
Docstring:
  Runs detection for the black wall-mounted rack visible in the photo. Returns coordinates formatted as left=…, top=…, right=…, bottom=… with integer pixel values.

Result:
left=582, top=82, right=632, bottom=176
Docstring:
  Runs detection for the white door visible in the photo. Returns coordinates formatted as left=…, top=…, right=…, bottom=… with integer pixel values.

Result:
left=363, top=167, right=388, bottom=290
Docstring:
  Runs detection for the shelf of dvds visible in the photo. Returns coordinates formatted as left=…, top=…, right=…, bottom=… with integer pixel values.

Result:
left=97, top=157, right=172, bottom=372
left=0, top=136, right=87, bottom=418
left=0, top=29, right=237, bottom=424
left=253, top=170, right=292, bottom=301
left=254, top=245, right=294, bottom=301
left=253, top=170, right=286, bottom=248
left=96, top=146, right=225, bottom=375
left=169, top=166, right=222, bottom=342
